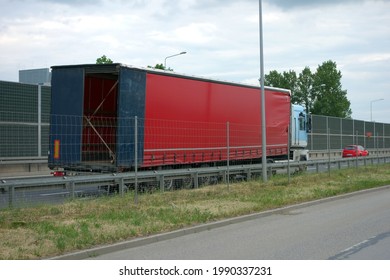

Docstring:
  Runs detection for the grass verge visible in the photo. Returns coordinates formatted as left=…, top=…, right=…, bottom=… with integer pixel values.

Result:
left=1, top=164, right=390, bottom=259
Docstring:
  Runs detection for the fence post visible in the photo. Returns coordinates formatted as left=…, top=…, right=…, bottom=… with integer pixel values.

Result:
left=134, top=116, right=138, bottom=205
left=374, top=121, right=376, bottom=151
left=364, top=121, right=366, bottom=148
left=340, top=118, right=343, bottom=149
left=38, top=85, right=42, bottom=157
left=227, top=122, right=230, bottom=191
left=311, top=115, right=313, bottom=151
left=327, top=127, right=331, bottom=177
left=355, top=130, right=359, bottom=169
left=287, top=123, right=290, bottom=184
left=377, top=132, right=380, bottom=166
left=383, top=123, right=385, bottom=149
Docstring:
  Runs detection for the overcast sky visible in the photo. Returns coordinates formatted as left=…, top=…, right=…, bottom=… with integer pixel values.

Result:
left=1, top=0, right=389, bottom=123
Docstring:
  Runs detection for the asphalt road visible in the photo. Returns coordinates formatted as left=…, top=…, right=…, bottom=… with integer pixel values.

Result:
left=84, top=186, right=390, bottom=260
left=0, top=183, right=106, bottom=209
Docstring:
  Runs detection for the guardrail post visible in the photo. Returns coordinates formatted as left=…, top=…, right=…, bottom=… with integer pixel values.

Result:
left=246, top=169, right=252, bottom=180
left=222, top=170, right=227, bottom=184
left=268, top=166, right=273, bottom=178
left=70, top=181, right=75, bottom=199
left=8, top=186, right=14, bottom=208
left=159, top=175, right=164, bottom=192
left=119, top=178, right=125, bottom=197
left=194, top=172, right=199, bottom=189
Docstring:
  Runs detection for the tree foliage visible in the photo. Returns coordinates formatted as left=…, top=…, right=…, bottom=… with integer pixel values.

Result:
left=264, top=60, right=352, bottom=118
left=96, top=55, right=113, bottom=64
left=312, top=61, right=351, bottom=118
left=264, top=70, right=298, bottom=97
left=296, top=67, right=314, bottom=114
left=147, top=63, right=173, bottom=71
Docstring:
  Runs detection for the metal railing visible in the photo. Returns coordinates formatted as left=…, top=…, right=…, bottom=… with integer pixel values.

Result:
left=1, top=155, right=390, bottom=209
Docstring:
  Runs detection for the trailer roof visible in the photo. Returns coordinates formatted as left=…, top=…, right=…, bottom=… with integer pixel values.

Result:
left=51, top=63, right=291, bottom=95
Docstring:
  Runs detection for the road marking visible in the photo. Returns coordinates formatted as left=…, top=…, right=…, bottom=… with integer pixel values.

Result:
left=40, top=191, right=70, bottom=196
left=329, top=231, right=390, bottom=260
left=40, top=191, right=83, bottom=197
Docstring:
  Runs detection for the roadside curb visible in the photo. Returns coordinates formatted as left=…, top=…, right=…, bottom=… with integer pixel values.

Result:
left=49, top=185, right=390, bottom=260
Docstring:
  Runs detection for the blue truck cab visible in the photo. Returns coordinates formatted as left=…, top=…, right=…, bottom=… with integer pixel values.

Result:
left=290, top=104, right=309, bottom=161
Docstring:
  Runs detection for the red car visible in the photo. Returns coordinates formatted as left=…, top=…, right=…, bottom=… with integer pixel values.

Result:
left=342, top=145, right=369, bottom=158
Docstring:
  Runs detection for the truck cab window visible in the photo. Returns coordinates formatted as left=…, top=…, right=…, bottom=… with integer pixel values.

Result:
left=298, top=112, right=305, bottom=131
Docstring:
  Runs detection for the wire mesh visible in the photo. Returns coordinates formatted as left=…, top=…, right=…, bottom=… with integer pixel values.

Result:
left=1, top=112, right=390, bottom=208
left=308, top=115, right=390, bottom=150
left=0, top=81, right=50, bottom=159
left=48, top=116, right=276, bottom=171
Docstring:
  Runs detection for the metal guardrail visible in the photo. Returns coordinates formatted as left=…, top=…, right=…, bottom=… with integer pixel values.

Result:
left=0, top=157, right=47, bottom=164
left=0, top=158, right=48, bottom=176
left=1, top=155, right=390, bottom=209
left=2, top=149, right=389, bottom=173
left=309, top=148, right=390, bottom=159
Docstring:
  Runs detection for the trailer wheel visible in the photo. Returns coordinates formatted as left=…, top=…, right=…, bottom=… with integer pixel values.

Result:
left=163, top=179, right=174, bottom=191
left=99, top=184, right=119, bottom=194
left=198, top=175, right=211, bottom=186
left=298, top=163, right=307, bottom=172
left=198, top=164, right=212, bottom=186
left=182, top=176, right=194, bottom=189
left=300, top=155, right=308, bottom=161
left=159, top=167, right=174, bottom=191
left=125, top=183, right=134, bottom=191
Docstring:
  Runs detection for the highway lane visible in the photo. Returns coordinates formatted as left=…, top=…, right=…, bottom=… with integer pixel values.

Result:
left=88, top=186, right=390, bottom=260
left=0, top=176, right=107, bottom=209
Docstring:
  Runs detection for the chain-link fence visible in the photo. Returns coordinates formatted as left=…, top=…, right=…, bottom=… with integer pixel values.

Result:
left=47, top=115, right=289, bottom=172
left=1, top=80, right=390, bottom=166
left=2, top=111, right=390, bottom=208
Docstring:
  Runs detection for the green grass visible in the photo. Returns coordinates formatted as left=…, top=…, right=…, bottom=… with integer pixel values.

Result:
left=0, top=164, right=389, bottom=259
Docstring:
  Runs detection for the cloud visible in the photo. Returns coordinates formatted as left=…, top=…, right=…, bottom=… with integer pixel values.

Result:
left=0, top=0, right=389, bottom=123
left=267, top=0, right=366, bottom=9
left=37, top=0, right=102, bottom=5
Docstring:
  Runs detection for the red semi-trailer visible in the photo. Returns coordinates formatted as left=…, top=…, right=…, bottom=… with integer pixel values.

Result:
left=143, top=68, right=291, bottom=167
left=48, top=64, right=294, bottom=173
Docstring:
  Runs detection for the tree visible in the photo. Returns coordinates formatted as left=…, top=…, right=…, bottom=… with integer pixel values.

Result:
left=147, top=63, right=173, bottom=71
left=96, top=55, right=113, bottom=64
left=264, top=60, right=352, bottom=118
left=296, top=67, right=314, bottom=114
left=264, top=70, right=298, bottom=102
left=311, top=61, right=351, bottom=118
left=264, top=70, right=284, bottom=88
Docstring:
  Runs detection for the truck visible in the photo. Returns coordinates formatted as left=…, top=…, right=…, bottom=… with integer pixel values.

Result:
left=48, top=63, right=309, bottom=183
